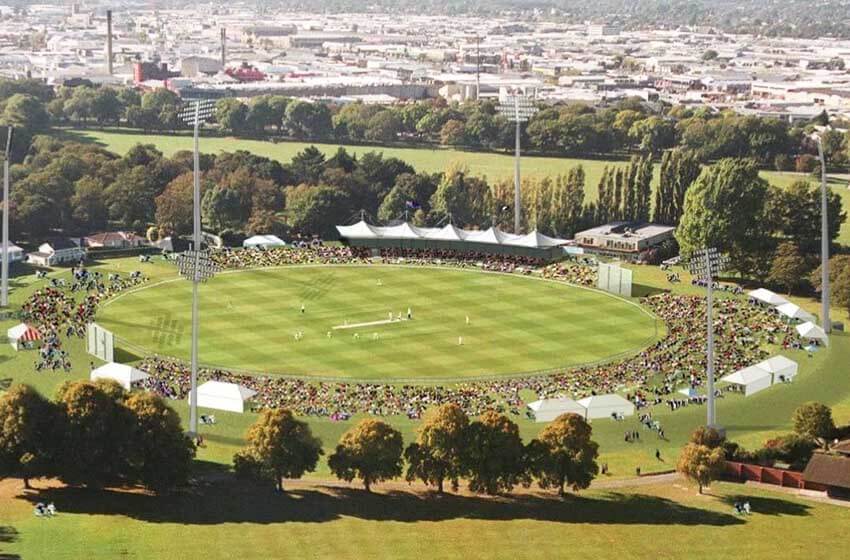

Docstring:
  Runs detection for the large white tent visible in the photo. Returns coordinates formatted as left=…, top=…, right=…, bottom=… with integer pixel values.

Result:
left=796, top=321, right=829, bottom=346
left=243, top=235, right=286, bottom=249
left=721, top=365, right=773, bottom=396
left=90, top=362, right=150, bottom=390
left=577, top=394, right=635, bottom=420
left=189, top=380, right=257, bottom=413
left=748, top=288, right=790, bottom=307
left=775, top=303, right=817, bottom=324
left=527, top=397, right=586, bottom=423
left=756, top=355, right=799, bottom=384
left=6, top=323, right=41, bottom=351
left=336, top=220, right=569, bottom=250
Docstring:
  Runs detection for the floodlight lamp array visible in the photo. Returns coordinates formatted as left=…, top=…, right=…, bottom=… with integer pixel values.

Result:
left=176, top=250, right=219, bottom=283
left=687, top=247, right=730, bottom=279
left=497, top=95, right=538, bottom=123
left=178, top=99, right=217, bottom=126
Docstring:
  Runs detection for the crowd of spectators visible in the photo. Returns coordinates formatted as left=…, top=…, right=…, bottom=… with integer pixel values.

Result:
left=137, top=291, right=799, bottom=419
left=20, top=268, right=147, bottom=372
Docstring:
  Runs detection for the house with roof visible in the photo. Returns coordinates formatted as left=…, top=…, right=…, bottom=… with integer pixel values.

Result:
left=84, top=231, right=147, bottom=249
left=574, top=222, right=675, bottom=258
left=27, top=238, right=86, bottom=267
left=803, top=439, right=850, bottom=499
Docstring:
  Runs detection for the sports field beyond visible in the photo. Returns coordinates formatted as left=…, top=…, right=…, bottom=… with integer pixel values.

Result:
left=97, top=265, right=657, bottom=380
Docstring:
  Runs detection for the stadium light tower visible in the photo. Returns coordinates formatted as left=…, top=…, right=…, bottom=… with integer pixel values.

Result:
left=688, top=247, right=729, bottom=431
left=1, top=126, right=12, bottom=309
left=177, top=99, right=217, bottom=437
left=497, top=93, right=537, bottom=233
left=814, top=134, right=831, bottom=334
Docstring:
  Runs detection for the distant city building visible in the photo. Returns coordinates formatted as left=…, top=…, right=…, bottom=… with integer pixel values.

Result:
left=133, top=61, right=180, bottom=83
left=181, top=56, right=223, bottom=77
left=587, top=24, right=619, bottom=37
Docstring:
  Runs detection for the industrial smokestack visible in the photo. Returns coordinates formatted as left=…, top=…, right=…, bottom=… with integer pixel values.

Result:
left=221, top=27, right=227, bottom=68
left=106, top=10, right=113, bottom=75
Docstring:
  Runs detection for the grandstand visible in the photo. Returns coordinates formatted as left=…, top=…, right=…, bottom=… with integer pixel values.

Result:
left=336, top=220, right=570, bottom=261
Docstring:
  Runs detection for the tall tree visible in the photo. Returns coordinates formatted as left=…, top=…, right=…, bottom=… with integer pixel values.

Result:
left=53, top=381, right=134, bottom=488
left=676, top=158, right=775, bottom=277
left=767, top=242, right=809, bottom=294
left=124, top=392, right=195, bottom=492
left=676, top=442, right=725, bottom=494
left=792, top=402, right=835, bottom=448
left=0, top=385, right=58, bottom=489
left=328, top=419, right=403, bottom=492
left=234, top=409, right=323, bottom=492
left=527, top=413, right=599, bottom=497
left=464, top=410, right=528, bottom=495
left=404, top=404, right=469, bottom=494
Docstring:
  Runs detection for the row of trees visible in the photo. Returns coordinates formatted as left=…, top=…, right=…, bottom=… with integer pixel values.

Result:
left=3, top=77, right=843, bottom=167
left=0, top=382, right=195, bottom=492
left=235, top=404, right=599, bottom=497
left=675, top=158, right=845, bottom=278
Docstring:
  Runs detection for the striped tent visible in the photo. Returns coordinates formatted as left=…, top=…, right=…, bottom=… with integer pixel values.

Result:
left=7, top=323, right=41, bottom=351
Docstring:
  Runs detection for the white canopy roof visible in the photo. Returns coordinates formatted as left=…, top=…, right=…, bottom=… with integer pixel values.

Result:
left=775, top=302, right=816, bottom=323
left=577, top=394, right=635, bottom=419
left=336, top=220, right=380, bottom=239
left=722, top=364, right=774, bottom=396
left=527, top=397, right=586, bottom=422
left=243, top=234, right=286, bottom=248
left=796, top=321, right=828, bottom=345
left=425, top=224, right=465, bottom=241
left=722, top=365, right=772, bottom=386
left=190, top=380, right=257, bottom=413
left=748, top=288, right=790, bottom=307
left=336, top=220, right=570, bottom=250
left=90, top=362, right=150, bottom=390
left=755, top=355, right=798, bottom=376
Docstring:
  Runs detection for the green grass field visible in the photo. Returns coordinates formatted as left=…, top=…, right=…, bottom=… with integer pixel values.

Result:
left=65, top=128, right=850, bottom=244
left=3, top=477, right=849, bottom=560
left=96, top=265, right=656, bottom=379
left=3, top=257, right=850, bottom=559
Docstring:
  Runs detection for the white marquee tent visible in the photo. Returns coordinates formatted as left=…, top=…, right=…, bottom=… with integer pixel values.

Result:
left=7, top=323, right=41, bottom=350
left=243, top=235, right=286, bottom=249
left=796, top=321, right=829, bottom=346
left=189, top=380, right=257, bottom=413
left=336, top=220, right=569, bottom=250
left=748, top=288, right=790, bottom=307
left=577, top=394, right=635, bottom=420
left=90, top=362, right=150, bottom=390
left=756, top=355, right=799, bottom=384
left=775, top=303, right=817, bottom=324
left=527, top=397, right=586, bottom=423
left=721, top=365, right=773, bottom=396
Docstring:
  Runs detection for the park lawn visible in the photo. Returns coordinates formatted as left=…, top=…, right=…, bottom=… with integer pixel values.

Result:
left=3, top=257, right=850, bottom=480
left=96, top=264, right=657, bottom=380
left=2, top=476, right=849, bottom=560
left=65, top=128, right=850, bottom=244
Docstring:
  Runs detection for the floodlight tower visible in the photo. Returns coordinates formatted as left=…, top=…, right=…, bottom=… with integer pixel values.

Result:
left=177, top=99, right=218, bottom=436
left=814, top=134, right=831, bottom=333
left=1, top=127, right=12, bottom=309
left=687, top=247, right=730, bottom=430
left=497, top=93, right=537, bottom=233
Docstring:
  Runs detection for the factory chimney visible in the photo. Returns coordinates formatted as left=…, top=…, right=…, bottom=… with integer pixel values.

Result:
left=106, top=10, right=114, bottom=75
left=221, top=28, right=227, bottom=68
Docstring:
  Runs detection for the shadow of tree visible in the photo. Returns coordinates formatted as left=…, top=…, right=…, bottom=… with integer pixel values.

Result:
left=0, top=526, right=21, bottom=560
left=18, top=479, right=749, bottom=528
left=719, top=494, right=812, bottom=516
left=631, top=283, right=667, bottom=298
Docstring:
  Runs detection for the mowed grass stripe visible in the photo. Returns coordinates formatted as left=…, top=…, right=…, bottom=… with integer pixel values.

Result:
left=97, top=266, right=656, bottom=380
